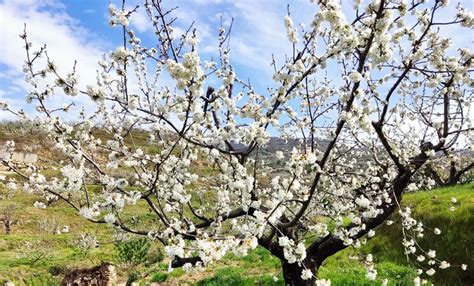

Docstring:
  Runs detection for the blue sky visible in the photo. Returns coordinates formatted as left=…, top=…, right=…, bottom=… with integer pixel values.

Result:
left=0, top=0, right=308, bottom=120
left=0, top=0, right=472, bottom=121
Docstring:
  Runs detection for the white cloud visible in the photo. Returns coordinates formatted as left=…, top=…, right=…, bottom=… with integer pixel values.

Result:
left=1, top=0, right=473, bottom=121
left=128, top=5, right=150, bottom=33
left=0, top=0, right=105, bottom=81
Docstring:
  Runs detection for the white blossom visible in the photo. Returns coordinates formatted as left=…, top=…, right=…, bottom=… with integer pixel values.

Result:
left=439, top=261, right=450, bottom=269
left=104, top=213, right=116, bottom=225
left=9, top=1, right=474, bottom=282
left=427, top=250, right=436, bottom=258
left=301, top=269, right=313, bottom=280
left=33, top=201, right=46, bottom=209
left=315, top=279, right=331, bottom=286
left=348, top=71, right=362, bottom=83
left=284, top=15, right=298, bottom=43
left=426, top=268, right=436, bottom=276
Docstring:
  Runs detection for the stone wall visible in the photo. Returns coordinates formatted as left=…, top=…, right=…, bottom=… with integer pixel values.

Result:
left=0, top=150, right=37, bottom=164
left=62, top=262, right=117, bottom=286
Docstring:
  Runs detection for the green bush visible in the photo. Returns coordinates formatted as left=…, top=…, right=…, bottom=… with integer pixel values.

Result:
left=116, top=238, right=151, bottom=266
left=126, top=270, right=140, bottom=286
left=151, top=272, right=168, bottom=283
left=48, top=264, right=67, bottom=276
left=146, top=248, right=165, bottom=265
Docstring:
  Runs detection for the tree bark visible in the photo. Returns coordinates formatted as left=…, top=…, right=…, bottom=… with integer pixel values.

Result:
left=281, top=261, right=317, bottom=286
left=4, top=221, right=12, bottom=235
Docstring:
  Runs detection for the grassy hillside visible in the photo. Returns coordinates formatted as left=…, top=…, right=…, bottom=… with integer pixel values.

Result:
left=0, top=183, right=472, bottom=285
left=364, top=183, right=474, bottom=284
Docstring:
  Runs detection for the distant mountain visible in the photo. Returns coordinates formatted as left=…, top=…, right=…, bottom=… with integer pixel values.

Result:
left=228, top=137, right=331, bottom=158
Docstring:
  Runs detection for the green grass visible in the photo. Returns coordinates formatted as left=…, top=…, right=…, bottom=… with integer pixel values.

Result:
left=364, top=183, right=474, bottom=285
left=0, top=182, right=472, bottom=285
left=318, top=183, right=473, bottom=285
left=319, top=254, right=417, bottom=285
left=196, top=267, right=280, bottom=286
left=189, top=183, right=473, bottom=285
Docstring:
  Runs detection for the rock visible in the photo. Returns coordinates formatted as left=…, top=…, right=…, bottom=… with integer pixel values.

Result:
left=4, top=282, right=15, bottom=286
left=23, top=153, right=38, bottom=164
left=61, top=225, right=70, bottom=233
left=0, top=149, right=38, bottom=164
left=62, top=262, right=116, bottom=286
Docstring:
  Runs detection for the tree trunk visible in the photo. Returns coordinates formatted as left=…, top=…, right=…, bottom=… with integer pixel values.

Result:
left=448, top=161, right=457, bottom=184
left=4, top=221, right=12, bottom=235
left=281, top=261, right=317, bottom=286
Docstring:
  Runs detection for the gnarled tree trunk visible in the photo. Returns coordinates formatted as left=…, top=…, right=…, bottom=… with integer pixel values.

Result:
left=281, top=260, right=317, bottom=286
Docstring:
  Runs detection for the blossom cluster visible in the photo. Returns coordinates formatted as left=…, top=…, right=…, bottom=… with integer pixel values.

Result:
left=2, top=0, right=472, bottom=283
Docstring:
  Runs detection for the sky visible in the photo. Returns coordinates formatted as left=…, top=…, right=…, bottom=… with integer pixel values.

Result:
left=0, top=0, right=473, bottom=122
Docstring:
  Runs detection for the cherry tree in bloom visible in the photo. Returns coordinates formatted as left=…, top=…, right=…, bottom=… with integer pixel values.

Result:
left=1, top=0, right=473, bottom=284
left=420, top=150, right=473, bottom=186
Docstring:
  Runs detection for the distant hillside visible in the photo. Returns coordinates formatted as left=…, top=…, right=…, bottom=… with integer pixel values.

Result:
left=1, top=121, right=471, bottom=170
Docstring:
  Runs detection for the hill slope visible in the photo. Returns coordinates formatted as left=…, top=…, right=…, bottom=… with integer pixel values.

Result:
left=0, top=183, right=472, bottom=285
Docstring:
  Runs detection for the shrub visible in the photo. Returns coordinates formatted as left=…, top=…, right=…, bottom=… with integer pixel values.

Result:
left=146, top=248, right=165, bottom=265
left=48, top=264, right=68, bottom=276
left=126, top=270, right=140, bottom=286
left=150, top=272, right=168, bottom=283
left=116, top=237, right=151, bottom=266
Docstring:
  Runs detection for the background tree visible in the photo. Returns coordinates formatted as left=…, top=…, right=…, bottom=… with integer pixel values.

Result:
left=1, top=0, right=473, bottom=284
left=422, top=150, right=473, bottom=186
left=0, top=205, right=17, bottom=235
